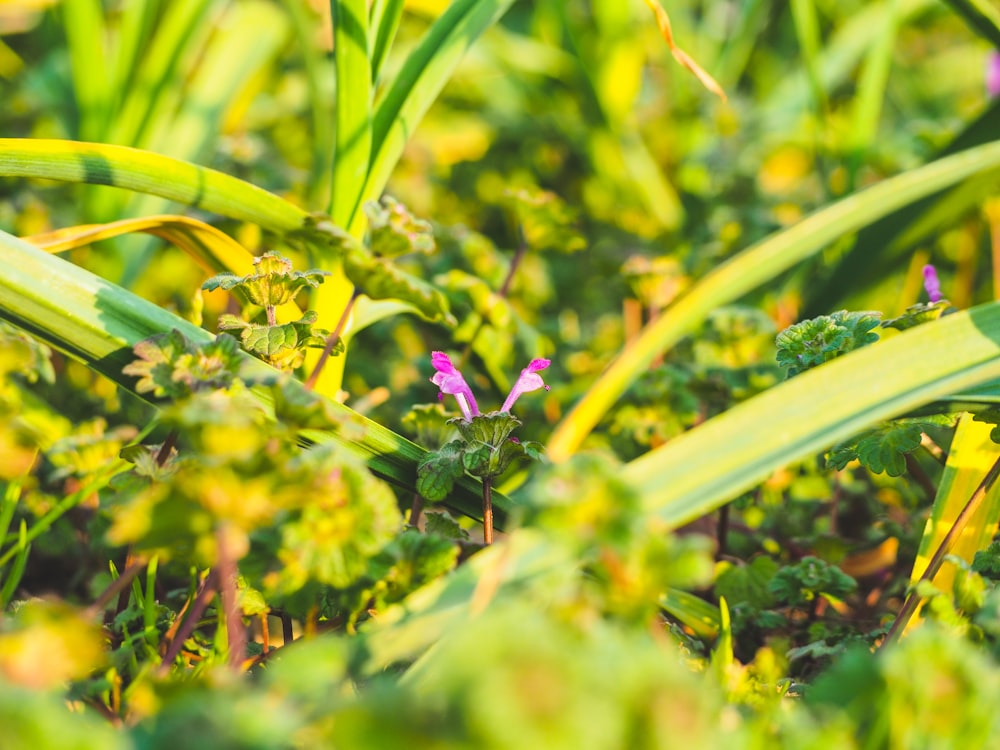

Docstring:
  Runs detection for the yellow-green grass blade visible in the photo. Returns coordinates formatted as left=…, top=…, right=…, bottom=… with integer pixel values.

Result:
left=941, top=0, right=1000, bottom=47
left=910, top=414, right=1000, bottom=597
left=622, top=302, right=1000, bottom=529
left=62, top=0, right=111, bottom=142
left=359, top=0, right=515, bottom=235
left=369, top=0, right=405, bottom=84
left=790, top=0, right=829, bottom=116
left=329, top=0, right=373, bottom=231
left=20, top=215, right=303, bottom=323
left=846, top=0, right=899, bottom=180
left=546, top=140, right=1000, bottom=463
left=0, top=227, right=505, bottom=525
left=0, top=139, right=309, bottom=234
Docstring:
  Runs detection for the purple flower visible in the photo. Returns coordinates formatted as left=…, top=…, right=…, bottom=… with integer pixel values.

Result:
left=988, top=52, right=1000, bottom=98
left=922, top=264, right=943, bottom=303
left=430, top=351, right=479, bottom=421
left=430, top=352, right=551, bottom=421
left=501, top=358, right=551, bottom=413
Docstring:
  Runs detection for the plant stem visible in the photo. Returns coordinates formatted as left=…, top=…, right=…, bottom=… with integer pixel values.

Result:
left=482, top=476, right=493, bottom=545
left=87, top=560, right=146, bottom=619
left=216, top=526, right=245, bottom=672
left=882, top=453, right=1000, bottom=647
left=155, top=429, right=178, bottom=466
left=408, top=493, right=424, bottom=527
left=304, top=290, right=359, bottom=390
left=158, top=569, right=217, bottom=676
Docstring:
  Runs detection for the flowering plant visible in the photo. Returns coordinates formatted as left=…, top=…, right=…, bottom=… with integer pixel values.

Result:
left=418, top=352, right=551, bottom=543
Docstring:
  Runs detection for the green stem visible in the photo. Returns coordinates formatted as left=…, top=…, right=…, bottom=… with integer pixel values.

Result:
left=882, top=453, right=1000, bottom=647
left=304, top=290, right=359, bottom=391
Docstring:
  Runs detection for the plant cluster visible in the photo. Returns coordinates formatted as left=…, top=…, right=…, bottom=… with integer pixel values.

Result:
left=1, top=1, right=1000, bottom=748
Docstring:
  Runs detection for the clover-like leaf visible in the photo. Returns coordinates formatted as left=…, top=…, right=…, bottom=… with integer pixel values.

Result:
left=202, top=251, right=329, bottom=308
left=828, top=419, right=939, bottom=476
left=775, top=310, right=882, bottom=377
left=417, top=440, right=466, bottom=502
left=364, top=196, right=435, bottom=257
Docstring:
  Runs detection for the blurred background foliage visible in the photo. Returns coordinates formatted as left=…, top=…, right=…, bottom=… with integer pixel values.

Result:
left=1, top=0, right=1000, bottom=746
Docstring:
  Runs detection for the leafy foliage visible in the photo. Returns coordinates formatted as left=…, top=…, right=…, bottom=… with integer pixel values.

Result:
left=827, top=419, right=930, bottom=476
left=775, top=311, right=882, bottom=377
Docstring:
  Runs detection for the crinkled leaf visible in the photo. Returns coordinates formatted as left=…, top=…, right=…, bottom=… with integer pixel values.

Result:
left=364, top=196, right=435, bottom=257
left=453, top=411, right=522, bottom=448
left=382, top=528, right=459, bottom=602
left=345, top=247, right=455, bottom=324
left=768, top=556, right=857, bottom=609
left=122, top=330, right=243, bottom=399
left=827, top=420, right=928, bottom=476
left=715, top=556, right=780, bottom=610
left=424, top=510, right=469, bottom=541
left=220, top=311, right=332, bottom=370
left=417, top=440, right=466, bottom=502
left=203, top=251, right=330, bottom=308
left=775, top=310, right=882, bottom=377
left=461, top=437, right=526, bottom=479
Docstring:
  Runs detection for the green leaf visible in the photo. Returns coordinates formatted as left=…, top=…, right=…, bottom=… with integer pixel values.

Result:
left=344, top=246, right=455, bottom=324
left=203, top=251, right=330, bottom=308
left=775, top=310, right=882, bottom=378
left=359, top=0, right=517, bottom=233
left=424, top=511, right=470, bottom=541
left=364, top=196, right=436, bottom=257
left=122, top=330, right=244, bottom=399
left=417, top=441, right=467, bottom=502
left=715, top=556, right=780, bottom=610
left=827, top=420, right=926, bottom=477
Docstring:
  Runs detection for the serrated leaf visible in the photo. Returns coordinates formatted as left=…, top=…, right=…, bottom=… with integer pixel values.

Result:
left=203, top=251, right=330, bottom=308
left=424, top=510, right=469, bottom=541
left=775, top=310, right=882, bottom=377
left=827, top=421, right=925, bottom=476
left=364, top=196, right=435, bottom=257
left=417, top=441, right=466, bottom=502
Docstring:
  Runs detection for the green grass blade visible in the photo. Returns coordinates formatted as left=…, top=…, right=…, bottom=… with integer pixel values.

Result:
left=108, top=0, right=216, bottom=147
left=62, top=0, right=111, bottom=141
left=940, top=0, right=1000, bottom=47
left=329, top=0, right=373, bottom=230
left=0, top=522, right=29, bottom=608
left=0, top=228, right=504, bottom=525
left=369, top=0, right=405, bottom=84
left=623, top=301, right=1000, bottom=528
left=547, top=140, right=1000, bottom=462
left=660, top=588, right=720, bottom=639
left=0, top=139, right=309, bottom=233
left=359, top=0, right=515, bottom=234
left=111, top=0, right=163, bottom=107
left=790, top=0, right=830, bottom=116
left=846, top=0, right=900, bottom=182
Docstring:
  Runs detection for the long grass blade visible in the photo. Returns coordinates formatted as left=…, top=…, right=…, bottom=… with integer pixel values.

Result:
left=546, top=140, right=1000, bottom=462
left=622, top=301, right=1000, bottom=528
left=0, top=139, right=310, bottom=233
